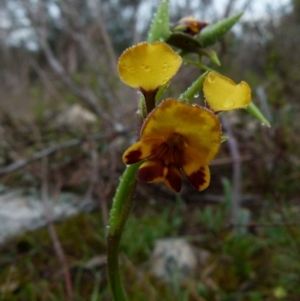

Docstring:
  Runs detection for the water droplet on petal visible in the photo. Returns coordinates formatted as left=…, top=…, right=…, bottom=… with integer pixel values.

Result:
left=223, top=99, right=234, bottom=108
left=207, top=74, right=214, bottom=83
left=194, top=93, right=199, bottom=98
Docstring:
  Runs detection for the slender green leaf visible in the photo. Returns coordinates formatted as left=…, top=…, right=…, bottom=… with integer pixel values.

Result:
left=199, top=49, right=221, bottom=66
left=147, top=0, right=170, bottom=43
left=197, top=12, right=244, bottom=47
left=179, top=71, right=208, bottom=103
left=245, top=102, right=271, bottom=127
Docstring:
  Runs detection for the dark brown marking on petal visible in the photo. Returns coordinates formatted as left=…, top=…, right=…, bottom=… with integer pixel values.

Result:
left=187, top=167, right=206, bottom=190
left=125, top=149, right=142, bottom=164
left=176, top=146, right=187, bottom=166
left=166, top=166, right=182, bottom=193
left=137, top=161, right=164, bottom=183
left=155, top=143, right=169, bottom=161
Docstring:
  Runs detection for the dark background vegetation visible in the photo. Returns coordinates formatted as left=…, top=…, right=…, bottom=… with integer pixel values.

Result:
left=0, top=0, right=300, bottom=300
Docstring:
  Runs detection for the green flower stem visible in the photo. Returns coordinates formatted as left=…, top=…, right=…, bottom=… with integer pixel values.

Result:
left=107, top=162, right=142, bottom=301
left=198, top=63, right=214, bottom=72
left=179, top=71, right=208, bottom=103
left=183, top=58, right=214, bottom=72
left=107, top=233, right=128, bottom=301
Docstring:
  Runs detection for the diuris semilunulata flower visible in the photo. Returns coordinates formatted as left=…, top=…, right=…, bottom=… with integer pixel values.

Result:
left=123, top=99, right=221, bottom=192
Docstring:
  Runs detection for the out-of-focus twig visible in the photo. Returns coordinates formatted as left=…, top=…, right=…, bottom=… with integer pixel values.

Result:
left=30, top=59, right=65, bottom=103
left=93, top=6, right=118, bottom=74
left=227, top=221, right=300, bottom=228
left=130, top=0, right=142, bottom=45
left=41, top=40, right=113, bottom=124
left=221, top=115, right=241, bottom=225
left=0, top=130, right=127, bottom=175
left=20, top=0, right=114, bottom=124
left=210, top=155, right=251, bottom=166
left=84, top=136, right=109, bottom=236
left=121, top=254, right=156, bottom=301
left=223, top=0, right=237, bottom=18
left=41, top=157, right=73, bottom=301
left=240, top=0, right=255, bottom=14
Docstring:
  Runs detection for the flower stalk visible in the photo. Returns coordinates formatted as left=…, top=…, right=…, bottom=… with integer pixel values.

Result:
left=107, top=163, right=142, bottom=301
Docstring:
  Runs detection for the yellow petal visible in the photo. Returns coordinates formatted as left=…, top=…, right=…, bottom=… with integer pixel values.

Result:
left=141, top=99, right=221, bottom=163
left=181, top=146, right=210, bottom=191
left=203, top=71, right=251, bottom=111
left=137, top=159, right=182, bottom=192
left=118, top=42, right=182, bottom=91
left=122, top=137, right=164, bottom=164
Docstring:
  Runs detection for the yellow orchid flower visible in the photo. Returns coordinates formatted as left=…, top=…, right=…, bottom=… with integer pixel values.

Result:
left=123, top=99, right=221, bottom=193
left=118, top=42, right=182, bottom=92
left=203, top=71, right=251, bottom=111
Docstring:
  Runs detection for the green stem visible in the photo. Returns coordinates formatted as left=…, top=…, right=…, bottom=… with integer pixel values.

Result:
left=107, top=162, right=142, bottom=301
left=198, top=63, right=214, bottom=72
left=184, top=59, right=214, bottom=72
left=107, top=233, right=128, bottom=301
left=179, top=71, right=208, bottom=104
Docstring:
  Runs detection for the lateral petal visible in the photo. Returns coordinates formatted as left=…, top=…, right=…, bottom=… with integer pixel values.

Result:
left=122, top=137, right=164, bottom=164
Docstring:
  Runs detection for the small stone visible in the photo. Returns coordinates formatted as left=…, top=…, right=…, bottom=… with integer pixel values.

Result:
left=149, top=238, right=198, bottom=283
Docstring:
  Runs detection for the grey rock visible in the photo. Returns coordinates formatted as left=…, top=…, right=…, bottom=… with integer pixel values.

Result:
left=150, top=238, right=198, bottom=284
left=0, top=189, right=95, bottom=244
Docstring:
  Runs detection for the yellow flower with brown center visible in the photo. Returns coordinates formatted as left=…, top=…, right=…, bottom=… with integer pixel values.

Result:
left=203, top=71, right=252, bottom=112
left=118, top=42, right=182, bottom=92
left=123, top=99, right=221, bottom=192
